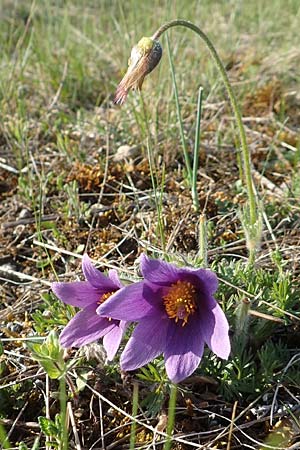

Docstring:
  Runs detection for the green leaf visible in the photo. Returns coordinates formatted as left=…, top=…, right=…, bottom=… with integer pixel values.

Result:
left=75, top=371, right=89, bottom=392
left=31, top=436, right=40, bottom=450
left=38, top=416, right=59, bottom=437
left=27, top=331, right=66, bottom=379
left=18, top=443, right=28, bottom=450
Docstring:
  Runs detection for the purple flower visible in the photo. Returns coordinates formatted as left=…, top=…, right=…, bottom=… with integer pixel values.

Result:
left=51, top=254, right=126, bottom=361
left=97, top=254, right=230, bottom=383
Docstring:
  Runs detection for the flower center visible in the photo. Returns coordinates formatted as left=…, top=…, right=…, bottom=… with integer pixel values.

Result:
left=98, top=291, right=116, bottom=321
left=98, top=291, right=116, bottom=305
left=163, top=280, right=197, bottom=326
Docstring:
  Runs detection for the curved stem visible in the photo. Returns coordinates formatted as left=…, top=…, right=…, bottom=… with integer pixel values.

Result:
left=152, top=20, right=257, bottom=226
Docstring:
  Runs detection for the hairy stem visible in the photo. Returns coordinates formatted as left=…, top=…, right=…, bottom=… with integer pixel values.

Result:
left=164, top=384, right=177, bottom=450
left=152, top=20, right=257, bottom=227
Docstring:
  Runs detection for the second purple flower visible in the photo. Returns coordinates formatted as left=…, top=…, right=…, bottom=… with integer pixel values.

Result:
left=52, top=254, right=126, bottom=361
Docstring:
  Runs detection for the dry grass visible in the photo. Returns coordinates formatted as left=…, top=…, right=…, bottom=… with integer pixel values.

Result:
left=0, top=1, right=300, bottom=449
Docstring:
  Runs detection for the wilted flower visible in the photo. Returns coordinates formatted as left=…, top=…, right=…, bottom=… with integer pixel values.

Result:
left=52, top=254, right=126, bottom=361
left=97, top=254, right=230, bottom=383
left=114, top=36, right=162, bottom=105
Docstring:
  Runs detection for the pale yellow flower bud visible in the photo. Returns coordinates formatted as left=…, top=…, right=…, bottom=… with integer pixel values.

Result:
left=114, top=36, right=162, bottom=105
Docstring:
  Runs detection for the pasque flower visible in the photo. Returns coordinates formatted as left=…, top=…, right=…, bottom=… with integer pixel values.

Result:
left=114, top=36, right=162, bottom=105
left=97, top=254, right=230, bottom=383
left=52, top=254, right=126, bottom=361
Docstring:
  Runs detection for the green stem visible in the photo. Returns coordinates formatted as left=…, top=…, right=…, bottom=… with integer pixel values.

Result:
left=129, top=381, right=139, bottom=450
left=152, top=20, right=257, bottom=226
left=192, top=86, right=203, bottom=211
left=59, top=376, right=68, bottom=450
left=166, top=34, right=193, bottom=185
left=0, top=422, right=10, bottom=449
left=140, top=91, right=166, bottom=250
left=198, top=213, right=207, bottom=267
left=147, top=138, right=166, bottom=250
left=163, top=384, right=177, bottom=450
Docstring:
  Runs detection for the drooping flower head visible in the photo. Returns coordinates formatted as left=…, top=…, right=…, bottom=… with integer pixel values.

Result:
left=51, top=254, right=126, bottom=361
left=97, top=254, right=230, bottom=383
left=114, top=36, right=162, bottom=105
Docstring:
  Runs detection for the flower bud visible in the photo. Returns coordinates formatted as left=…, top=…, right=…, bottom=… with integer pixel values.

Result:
left=114, top=36, right=162, bottom=105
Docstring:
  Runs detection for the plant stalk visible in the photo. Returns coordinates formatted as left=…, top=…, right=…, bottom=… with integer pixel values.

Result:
left=152, top=20, right=257, bottom=227
left=166, top=34, right=193, bottom=186
left=163, top=384, right=177, bottom=450
left=130, top=381, right=139, bottom=450
left=192, top=86, right=203, bottom=211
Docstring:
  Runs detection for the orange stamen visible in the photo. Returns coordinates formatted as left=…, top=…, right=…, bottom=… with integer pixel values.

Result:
left=163, top=280, right=197, bottom=326
left=98, top=291, right=116, bottom=305
left=98, top=291, right=116, bottom=321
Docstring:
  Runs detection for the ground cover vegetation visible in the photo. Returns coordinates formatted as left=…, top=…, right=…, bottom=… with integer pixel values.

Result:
left=0, top=0, right=300, bottom=449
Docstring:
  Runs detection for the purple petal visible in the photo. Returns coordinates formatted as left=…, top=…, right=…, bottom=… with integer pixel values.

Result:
left=82, top=254, right=117, bottom=291
left=140, top=254, right=180, bottom=286
left=192, top=269, right=218, bottom=295
left=52, top=281, right=99, bottom=307
left=140, top=255, right=219, bottom=299
left=164, top=315, right=205, bottom=383
left=96, top=282, right=155, bottom=320
left=103, top=323, right=125, bottom=361
left=108, top=269, right=123, bottom=289
left=168, top=267, right=218, bottom=297
left=59, top=305, right=116, bottom=348
left=165, top=346, right=204, bottom=384
left=120, top=316, right=168, bottom=371
left=200, top=297, right=230, bottom=359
